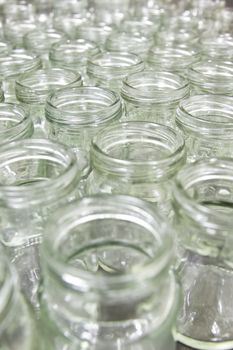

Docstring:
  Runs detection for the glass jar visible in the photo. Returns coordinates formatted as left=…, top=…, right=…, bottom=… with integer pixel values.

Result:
left=40, top=194, right=179, bottom=350
left=117, top=19, right=156, bottom=37
left=0, top=40, right=12, bottom=56
left=155, top=28, right=200, bottom=48
left=3, top=0, right=35, bottom=22
left=76, top=24, right=112, bottom=47
left=23, top=28, right=65, bottom=67
left=45, top=86, right=122, bottom=153
left=0, top=102, right=33, bottom=144
left=0, top=138, right=85, bottom=307
left=0, top=50, right=42, bottom=102
left=187, top=59, right=233, bottom=95
left=90, top=0, right=129, bottom=25
left=49, top=39, right=100, bottom=84
left=200, top=33, right=233, bottom=60
left=86, top=121, right=186, bottom=218
left=87, top=51, right=144, bottom=92
left=176, top=94, right=233, bottom=162
left=53, top=14, right=91, bottom=40
left=105, top=32, right=153, bottom=58
left=15, top=68, right=82, bottom=137
left=172, top=158, right=233, bottom=350
left=0, top=246, right=42, bottom=350
left=3, top=19, right=37, bottom=48
left=121, top=70, right=189, bottom=126
left=147, top=47, right=200, bottom=77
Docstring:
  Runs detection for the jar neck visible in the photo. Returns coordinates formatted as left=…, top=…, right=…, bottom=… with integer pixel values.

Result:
left=24, top=29, right=64, bottom=53
left=105, top=33, right=153, bottom=56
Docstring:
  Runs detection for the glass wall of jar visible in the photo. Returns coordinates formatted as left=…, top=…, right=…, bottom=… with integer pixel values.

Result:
left=40, top=195, right=178, bottom=350
left=45, top=86, right=122, bottom=154
left=76, top=24, right=112, bottom=47
left=0, top=40, right=12, bottom=56
left=105, top=32, right=153, bottom=59
left=3, top=20, right=37, bottom=48
left=87, top=51, right=144, bottom=92
left=23, top=28, right=65, bottom=68
left=0, top=246, right=42, bottom=350
left=89, top=0, right=130, bottom=25
left=200, top=33, right=233, bottom=60
left=155, top=28, right=200, bottom=49
left=3, top=0, right=36, bottom=22
left=86, top=122, right=186, bottom=218
left=187, top=59, right=233, bottom=95
left=147, top=47, right=200, bottom=77
left=172, top=158, right=233, bottom=350
left=176, top=95, right=233, bottom=162
left=121, top=70, right=189, bottom=126
left=15, top=68, right=82, bottom=137
left=0, top=102, right=33, bottom=145
left=53, top=0, right=88, bottom=17
left=117, top=19, right=156, bottom=38
left=49, top=39, right=100, bottom=84
left=53, top=14, right=91, bottom=40
left=0, top=50, right=42, bottom=102
left=0, top=139, right=85, bottom=307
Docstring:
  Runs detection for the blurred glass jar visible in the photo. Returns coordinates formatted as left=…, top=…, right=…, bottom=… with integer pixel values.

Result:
left=0, top=50, right=42, bottom=102
left=121, top=71, right=189, bottom=126
left=173, top=158, right=233, bottom=350
left=188, top=60, right=233, bottom=95
left=53, top=0, right=88, bottom=17
left=23, top=28, right=65, bottom=67
left=0, top=139, right=85, bottom=307
left=155, top=29, right=199, bottom=49
left=86, top=122, right=186, bottom=218
left=53, top=14, right=91, bottom=40
left=117, top=19, right=156, bottom=37
left=105, top=32, right=153, bottom=58
left=15, top=68, right=82, bottom=137
left=0, top=40, right=12, bottom=57
left=200, top=33, right=233, bottom=60
left=45, top=86, right=122, bottom=154
left=0, top=102, right=33, bottom=144
left=90, top=0, right=129, bottom=25
left=3, top=20, right=37, bottom=48
left=3, top=0, right=35, bottom=22
left=76, top=24, right=112, bottom=47
left=40, top=195, right=178, bottom=350
left=176, top=95, right=233, bottom=162
left=0, top=246, right=42, bottom=350
left=147, top=47, right=200, bottom=77
left=87, top=51, right=144, bottom=92
left=49, top=39, right=100, bottom=83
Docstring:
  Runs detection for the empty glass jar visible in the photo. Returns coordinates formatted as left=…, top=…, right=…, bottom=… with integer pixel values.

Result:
left=173, top=158, right=233, bottom=350
left=87, top=51, right=144, bottom=92
left=121, top=70, right=189, bottom=126
left=3, top=19, right=37, bottom=48
left=40, top=195, right=178, bottom=350
left=15, top=67, right=82, bottom=137
left=0, top=139, right=85, bottom=307
left=86, top=121, right=186, bottom=218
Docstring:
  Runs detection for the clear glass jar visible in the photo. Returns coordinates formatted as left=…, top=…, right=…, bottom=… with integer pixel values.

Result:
left=200, top=33, right=233, bottom=60
left=0, top=40, right=12, bottom=56
left=45, top=86, right=122, bottom=153
left=0, top=102, right=33, bottom=144
left=0, top=49, right=42, bottom=102
left=155, top=28, right=200, bottom=48
left=176, top=94, right=233, bottom=162
left=3, top=0, right=35, bottom=22
left=90, top=0, right=130, bottom=25
left=87, top=51, right=144, bottom=92
left=121, top=70, right=189, bottom=126
left=147, top=47, right=200, bottom=77
left=117, top=19, right=156, bottom=37
left=53, top=14, right=91, bottom=40
left=49, top=39, right=100, bottom=84
left=23, top=28, right=65, bottom=67
left=86, top=121, right=186, bottom=218
left=172, top=158, right=233, bottom=350
left=0, top=246, right=42, bottom=350
left=40, top=195, right=179, bottom=350
left=15, top=68, right=82, bottom=137
left=105, top=32, right=153, bottom=58
left=76, top=24, right=112, bottom=47
left=3, top=19, right=37, bottom=48
left=0, top=138, right=85, bottom=307
left=188, top=59, right=233, bottom=95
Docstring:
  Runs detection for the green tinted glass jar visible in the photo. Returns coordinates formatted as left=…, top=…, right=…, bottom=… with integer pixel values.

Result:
left=173, top=158, right=233, bottom=350
left=41, top=195, right=178, bottom=350
left=121, top=71, right=189, bottom=126
left=87, top=51, right=144, bottom=92
left=188, top=60, right=233, bottom=95
left=0, top=103, right=33, bottom=144
left=0, top=247, right=42, bottom=350
left=0, top=139, right=84, bottom=307
left=176, top=95, right=233, bottom=162
left=0, top=50, right=42, bottom=102
left=15, top=68, right=82, bottom=137
left=45, top=86, right=122, bottom=153
left=49, top=39, right=100, bottom=84
left=86, top=122, right=186, bottom=218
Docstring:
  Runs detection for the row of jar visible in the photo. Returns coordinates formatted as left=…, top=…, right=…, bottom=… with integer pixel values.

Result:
left=1, top=142, right=233, bottom=350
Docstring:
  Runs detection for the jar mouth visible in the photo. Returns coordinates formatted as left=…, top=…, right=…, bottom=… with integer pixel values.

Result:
left=173, top=158, right=233, bottom=232
left=42, top=195, right=174, bottom=290
left=45, top=87, right=122, bottom=126
left=121, top=71, right=189, bottom=104
left=87, top=51, right=144, bottom=78
left=176, top=95, right=233, bottom=136
left=15, top=68, right=82, bottom=104
left=0, top=139, right=82, bottom=208
left=24, top=28, right=65, bottom=51
left=91, top=122, right=186, bottom=180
